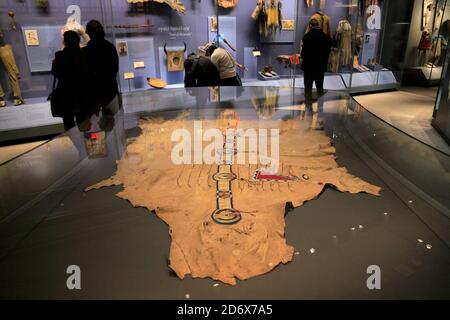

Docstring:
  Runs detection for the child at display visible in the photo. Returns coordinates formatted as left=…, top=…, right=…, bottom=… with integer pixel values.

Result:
left=0, top=29, right=24, bottom=107
left=202, top=42, right=245, bottom=87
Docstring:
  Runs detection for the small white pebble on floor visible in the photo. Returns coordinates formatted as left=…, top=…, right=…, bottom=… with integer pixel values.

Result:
left=351, top=227, right=356, bottom=231
left=294, top=251, right=300, bottom=255
left=310, top=248, right=315, bottom=254
left=213, top=283, right=219, bottom=287
left=373, top=133, right=377, bottom=137
left=359, top=225, right=364, bottom=229
left=384, top=212, right=388, bottom=216
left=426, top=244, right=432, bottom=250
left=185, top=294, right=190, bottom=299
left=417, top=239, right=424, bottom=243
left=408, top=200, right=413, bottom=204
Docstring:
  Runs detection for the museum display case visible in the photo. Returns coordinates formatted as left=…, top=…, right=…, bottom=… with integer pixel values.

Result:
left=290, top=0, right=414, bottom=93
left=0, top=0, right=442, bottom=142
left=404, top=0, right=450, bottom=86
left=0, top=86, right=449, bottom=299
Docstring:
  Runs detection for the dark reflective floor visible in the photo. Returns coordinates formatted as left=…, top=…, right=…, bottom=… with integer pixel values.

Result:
left=0, top=87, right=449, bottom=299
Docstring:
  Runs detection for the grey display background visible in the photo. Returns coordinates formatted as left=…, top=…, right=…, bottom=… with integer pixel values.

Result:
left=116, top=37, right=157, bottom=91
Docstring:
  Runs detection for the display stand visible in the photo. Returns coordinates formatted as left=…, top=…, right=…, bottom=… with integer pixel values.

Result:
left=0, top=99, right=64, bottom=142
left=257, top=72, right=281, bottom=81
left=127, top=79, right=132, bottom=92
left=403, top=67, right=443, bottom=86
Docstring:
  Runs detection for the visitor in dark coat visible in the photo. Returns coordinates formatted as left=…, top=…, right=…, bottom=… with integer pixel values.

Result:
left=52, top=31, right=89, bottom=130
left=83, top=20, right=119, bottom=114
left=301, top=18, right=332, bottom=97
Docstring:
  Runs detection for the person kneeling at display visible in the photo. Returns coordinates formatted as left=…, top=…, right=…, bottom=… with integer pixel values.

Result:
left=51, top=31, right=90, bottom=131
left=184, top=52, right=220, bottom=87
left=202, top=42, right=245, bottom=87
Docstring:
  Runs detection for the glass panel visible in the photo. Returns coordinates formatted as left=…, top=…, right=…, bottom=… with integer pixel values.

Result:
left=349, top=0, right=402, bottom=92
left=345, top=97, right=450, bottom=214
left=295, top=0, right=352, bottom=91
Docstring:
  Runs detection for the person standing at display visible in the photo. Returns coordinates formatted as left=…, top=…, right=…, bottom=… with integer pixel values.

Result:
left=0, top=29, right=24, bottom=107
left=83, top=20, right=119, bottom=115
left=203, top=42, right=244, bottom=87
left=52, top=31, right=89, bottom=130
left=300, top=18, right=332, bottom=99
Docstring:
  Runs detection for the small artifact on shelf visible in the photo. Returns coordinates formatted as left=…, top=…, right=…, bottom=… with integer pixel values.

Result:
left=276, top=54, right=300, bottom=67
left=127, top=0, right=186, bottom=14
left=354, top=65, right=371, bottom=72
left=147, top=77, right=167, bottom=89
left=164, top=42, right=187, bottom=72
left=217, top=0, right=239, bottom=8
left=111, top=19, right=153, bottom=29
left=258, top=65, right=280, bottom=81
left=261, top=65, right=278, bottom=77
left=36, top=0, right=49, bottom=10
